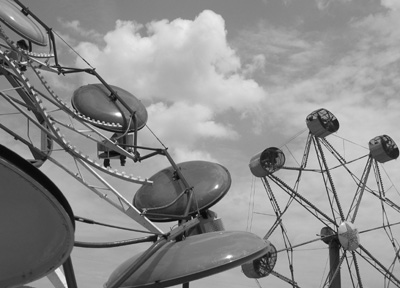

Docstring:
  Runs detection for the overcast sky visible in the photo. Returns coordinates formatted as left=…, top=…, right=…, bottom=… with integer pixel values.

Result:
left=2, top=0, right=400, bottom=287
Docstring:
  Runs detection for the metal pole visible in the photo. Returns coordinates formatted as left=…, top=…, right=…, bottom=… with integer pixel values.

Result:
left=63, top=257, right=78, bottom=288
left=329, top=239, right=341, bottom=288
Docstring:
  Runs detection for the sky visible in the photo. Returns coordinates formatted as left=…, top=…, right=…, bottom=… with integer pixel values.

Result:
left=1, top=0, right=400, bottom=287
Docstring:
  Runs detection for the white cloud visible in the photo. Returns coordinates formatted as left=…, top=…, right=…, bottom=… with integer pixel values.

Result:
left=69, top=10, right=266, bottom=159
left=234, top=5, right=400, bottom=145
left=315, top=0, right=352, bottom=10
left=58, top=18, right=103, bottom=41
left=315, top=0, right=332, bottom=10
left=145, top=101, right=238, bottom=146
left=169, top=147, right=216, bottom=163
left=72, top=10, right=266, bottom=110
left=234, top=24, right=327, bottom=85
left=381, top=0, right=400, bottom=10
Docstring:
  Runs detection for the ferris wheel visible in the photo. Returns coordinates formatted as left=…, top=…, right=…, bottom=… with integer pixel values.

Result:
left=243, top=108, right=400, bottom=288
left=0, top=1, right=270, bottom=288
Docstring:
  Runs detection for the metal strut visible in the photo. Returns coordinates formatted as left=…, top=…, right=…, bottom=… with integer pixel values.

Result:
left=313, top=136, right=345, bottom=222
left=346, top=156, right=373, bottom=222
left=268, top=174, right=337, bottom=228
left=261, top=177, right=297, bottom=287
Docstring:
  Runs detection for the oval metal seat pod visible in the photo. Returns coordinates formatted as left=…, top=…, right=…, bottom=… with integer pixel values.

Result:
left=242, top=240, right=277, bottom=278
left=104, top=231, right=270, bottom=288
left=0, top=0, right=48, bottom=46
left=249, top=147, right=285, bottom=177
left=71, top=84, right=148, bottom=133
left=369, top=135, right=399, bottom=163
left=133, top=161, right=231, bottom=222
left=0, top=145, right=74, bottom=288
left=306, top=108, right=339, bottom=138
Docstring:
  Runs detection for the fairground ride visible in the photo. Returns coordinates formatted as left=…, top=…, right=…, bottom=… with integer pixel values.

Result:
left=0, top=1, right=271, bottom=287
left=244, top=108, right=400, bottom=287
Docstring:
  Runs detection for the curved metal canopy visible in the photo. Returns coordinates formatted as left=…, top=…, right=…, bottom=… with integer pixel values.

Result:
left=0, top=0, right=47, bottom=46
left=0, top=145, right=74, bottom=288
left=105, top=231, right=269, bottom=288
left=72, top=84, right=148, bottom=133
left=133, top=160, right=231, bottom=222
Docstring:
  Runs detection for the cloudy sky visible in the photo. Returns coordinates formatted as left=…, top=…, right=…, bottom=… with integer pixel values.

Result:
left=2, top=0, right=400, bottom=287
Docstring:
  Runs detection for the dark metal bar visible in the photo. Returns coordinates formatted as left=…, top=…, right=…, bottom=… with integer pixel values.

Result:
left=346, top=156, right=372, bottom=222
left=133, top=113, right=139, bottom=161
left=329, top=240, right=341, bottom=288
left=74, top=235, right=157, bottom=248
left=268, top=174, right=337, bottom=227
left=314, top=136, right=345, bottom=222
left=141, top=212, right=192, bottom=221
left=74, top=215, right=161, bottom=235
left=63, top=256, right=78, bottom=288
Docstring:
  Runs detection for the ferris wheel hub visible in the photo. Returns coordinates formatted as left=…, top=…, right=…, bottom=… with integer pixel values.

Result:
left=338, top=221, right=360, bottom=251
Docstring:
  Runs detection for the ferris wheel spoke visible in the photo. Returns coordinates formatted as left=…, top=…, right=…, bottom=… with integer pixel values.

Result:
left=262, top=170, right=315, bottom=287
left=291, top=132, right=313, bottom=192
left=263, top=217, right=282, bottom=240
left=318, top=137, right=347, bottom=165
left=261, top=177, right=294, bottom=240
left=356, top=244, right=400, bottom=287
left=371, top=162, right=400, bottom=275
left=313, top=137, right=345, bottom=223
left=264, top=167, right=306, bottom=287
left=268, top=174, right=337, bottom=227
left=351, top=251, right=364, bottom=288
left=274, top=218, right=296, bottom=286
left=372, top=159, right=400, bottom=221
left=343, top=253, right=358, bottom=288
left=346, top=156, right=373, bottom=222
left=270, top=270, right=300, bottom=288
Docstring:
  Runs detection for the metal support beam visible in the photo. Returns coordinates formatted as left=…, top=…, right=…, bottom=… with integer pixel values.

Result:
left=329, top=240, right=341, bottom=288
